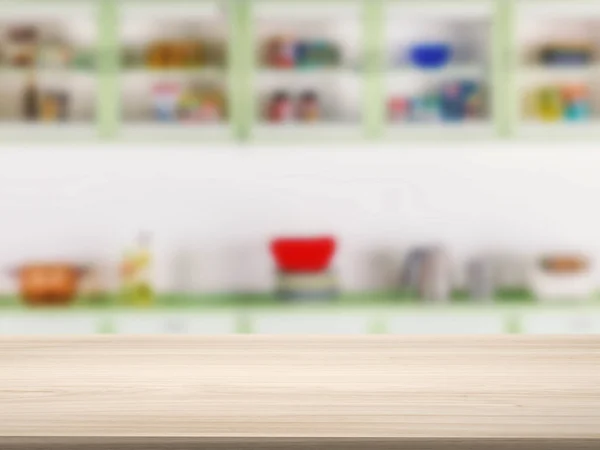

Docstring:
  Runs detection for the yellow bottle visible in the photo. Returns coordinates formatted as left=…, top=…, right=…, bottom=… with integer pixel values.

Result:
left=538, top=87, right=562, bottom=122
left=120, top=232, right=154, bottom=307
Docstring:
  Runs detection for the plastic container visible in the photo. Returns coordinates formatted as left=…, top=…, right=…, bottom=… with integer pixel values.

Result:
left=409, top=43, right=452, bottom=69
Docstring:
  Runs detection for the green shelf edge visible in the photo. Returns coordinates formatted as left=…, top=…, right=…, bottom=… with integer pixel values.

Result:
left=1, top=292, right=600, bottom=315
left=98, top=0, right=120, bottom=139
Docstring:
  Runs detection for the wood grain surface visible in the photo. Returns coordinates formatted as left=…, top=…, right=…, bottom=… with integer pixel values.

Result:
left=0, top=336, right=598, bottom=442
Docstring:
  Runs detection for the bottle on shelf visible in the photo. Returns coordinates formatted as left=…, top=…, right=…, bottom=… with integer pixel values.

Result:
left=120, top=232, right=155, bottom=307
left=297, top=90, right=320, bottom=122
left=22, top=73, right=40, bottom=121
left=266, top=91, right=293, bottom=122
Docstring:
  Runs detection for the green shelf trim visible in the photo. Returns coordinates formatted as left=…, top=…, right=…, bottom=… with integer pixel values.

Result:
left=493, top=0, right=508, bottom=137
left=243, top=0, right=257, bottom=140
left=98, top=0, right=119, bottom=139
left=505, top=312, right=522, bottom=334
left=368, top=315, right=388, bottom=334
left=505, top=0, right=518, bottom=137
left=364, top=0, right=385, bottom=140
left=229, top=0, right=246, bottom=140
left=1, top=291, right=599, bottom=315
left=235, top=312, right=254, bottom=333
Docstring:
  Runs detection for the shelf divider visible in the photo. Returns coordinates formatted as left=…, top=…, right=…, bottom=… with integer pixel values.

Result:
left=493, top=0, right=512, bottom=138
left=235, top=0, right=253, bottom=141
left=364, top=0, right=385, bottom=140
left=97, top=0, right=119, bottom=139
left=505, top=0, right=517, bottom=137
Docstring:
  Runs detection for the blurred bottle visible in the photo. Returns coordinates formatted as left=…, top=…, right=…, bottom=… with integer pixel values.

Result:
left=401, top=246, right=452, bottom=303
left=120, top=232, right=155, bottom=307
left=467, top=256, right=495, bottom=302
left=22, top=73, right=39, bottom=121
left=419, top=247, right=451, bottom=303
left=563, top=84, right=590, bottom=122
left=267, top=91, right=293, bottom=122
left=538, top=87, right=562, bottom=122
left=297, top=90, right=320, bottom=122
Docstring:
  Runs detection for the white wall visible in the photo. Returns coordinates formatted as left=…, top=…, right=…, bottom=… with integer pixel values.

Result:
left=1, top=140, right=600, bottom=294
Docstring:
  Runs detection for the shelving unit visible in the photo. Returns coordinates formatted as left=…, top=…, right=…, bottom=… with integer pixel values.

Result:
left=0, top=295, right=599, bottom=335
left=248, top=0, right=365, bottom=141
left=0, top=0, right=98, bottom=140
left=1, top=0, right=600, bottom=142
left=117, top=0, right=232, bottom=140
left=383, top=0, right=500, bottom=138
left=511, top=0, right=600, bottom=138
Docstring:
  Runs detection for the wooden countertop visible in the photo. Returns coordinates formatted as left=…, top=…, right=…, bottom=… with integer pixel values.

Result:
left=0, top=336, right=599, bottom=449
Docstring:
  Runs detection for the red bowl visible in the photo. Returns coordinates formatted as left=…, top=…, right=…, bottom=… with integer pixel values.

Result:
left=270, top=236, right=337, bottom=273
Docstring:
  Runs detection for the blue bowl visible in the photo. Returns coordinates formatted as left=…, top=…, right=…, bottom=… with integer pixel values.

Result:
left=409, top=43, right=452, bottom=69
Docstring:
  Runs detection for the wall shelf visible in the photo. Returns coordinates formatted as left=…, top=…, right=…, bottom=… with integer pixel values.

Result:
left=0, top=0, right=599, bottom=142
left=0, top=294, right=599, bottom=335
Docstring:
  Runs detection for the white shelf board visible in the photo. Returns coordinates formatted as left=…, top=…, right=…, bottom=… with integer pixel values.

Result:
left=121, top=67, right=227, bottom=78
left=521, top=312, right=600, bottom=334
left=257, top=68, right=361, bottom=79
left=0, top=314, right=100, bottom=335
left=251, top=313, right=370, bottom=335
left=387, top=65, right=487, bottom=80
left=0, top=122, right=96, bottom=139
left=387, top=313, right=506, bottom=335
left=518, top=0, right=600, bottom=19
left=252, top=122, right=363, bottom=139
left=388, top=1, right=493, bottom=20
left=0, top=68, right=97, bottom=81
left=386, top=121, right=495, bottom=138
left=0, top=1, right=96, bottom=18
left=255, top=1, right=361, bottom=20
left=113, top=313, right=237, bottom=335
left=517, top=65, right=600, bottom=82
left=517, top=120, right=600, bottom=137
left=120, top=122, right=231, bottom=140
left=121, top=1, right=226, bottom=20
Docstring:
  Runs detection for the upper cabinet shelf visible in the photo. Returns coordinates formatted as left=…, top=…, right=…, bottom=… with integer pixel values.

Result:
left=2, top=0, right=598, bottom=143
left=384, top=0, right=497, bottom=138
left=512, top=0, right=600, bottom=138
left=0, top=0, right=98, bottom=140
left=118, top=0, right=231, bottom=140
left=249, top=0, right=365, bottom=141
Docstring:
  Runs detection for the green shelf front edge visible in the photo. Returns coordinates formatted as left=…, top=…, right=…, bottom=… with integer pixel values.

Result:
left=3, top=0, right=517, bottom=143
left=2, top=293, right=599, bottom=335
left=1, top=292, right=600, bottom=314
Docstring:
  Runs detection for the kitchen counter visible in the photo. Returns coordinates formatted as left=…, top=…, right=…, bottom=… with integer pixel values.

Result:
left=0, top=336, right=599, bottom=450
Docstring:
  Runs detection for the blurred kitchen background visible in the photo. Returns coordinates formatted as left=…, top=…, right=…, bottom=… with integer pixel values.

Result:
left=1, top=0, right=600, bottom=334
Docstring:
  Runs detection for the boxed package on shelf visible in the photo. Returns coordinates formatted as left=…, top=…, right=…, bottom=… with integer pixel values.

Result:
left=152, top=80, right=226, bottom=123
left=525, top=84, right=591, bottom=123
left=265, top=90, right=321, bottom=123
left=389, top=80, right=485, bottom=124
left=537, top=42, right=595, bottom=66
left=263, top=35, right=341, bottom=70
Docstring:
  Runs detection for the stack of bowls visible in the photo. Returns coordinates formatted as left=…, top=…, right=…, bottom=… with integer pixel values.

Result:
left=270, top=236, right=338, bottom=301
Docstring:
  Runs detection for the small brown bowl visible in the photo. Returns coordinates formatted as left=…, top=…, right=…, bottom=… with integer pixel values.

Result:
left=10, top=264, right=87, bottom=307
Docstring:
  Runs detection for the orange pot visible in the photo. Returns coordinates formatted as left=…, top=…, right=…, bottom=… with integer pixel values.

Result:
left=12, top=264, right=87, bottom=307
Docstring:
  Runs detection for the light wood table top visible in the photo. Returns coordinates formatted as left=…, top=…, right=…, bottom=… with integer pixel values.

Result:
left=0, top=336, right=598, bottom=449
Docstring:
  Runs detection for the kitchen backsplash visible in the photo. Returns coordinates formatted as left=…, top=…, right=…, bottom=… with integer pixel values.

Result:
left=0, top=142, right=599, bottom=294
